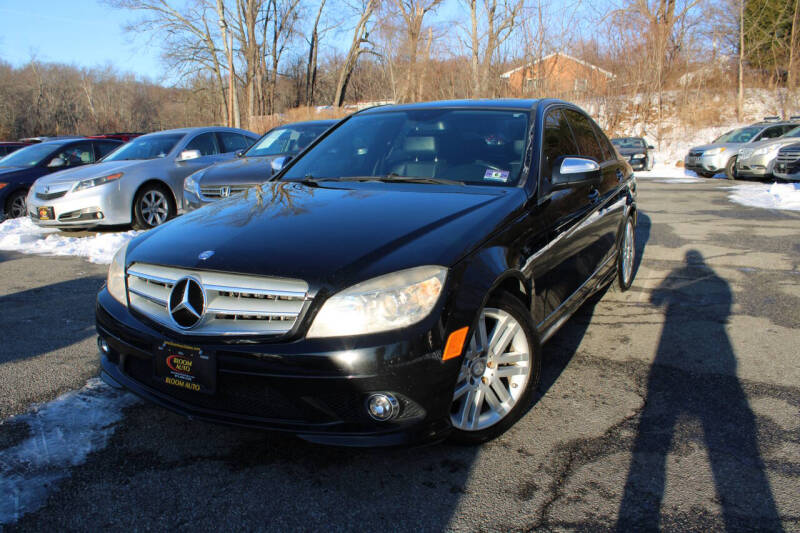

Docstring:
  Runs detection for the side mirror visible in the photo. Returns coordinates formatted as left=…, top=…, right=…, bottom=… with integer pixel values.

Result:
left=47, top=157, right=65, bottom=168
left=271, top=155, right=292, bottom=173
left=551, top=157, right=602, bottom=190
left=177, top=149, right=202, bottom=162
left=235, top=150, right=245, bottom=158
left=647, top=145, right=654, bottom=150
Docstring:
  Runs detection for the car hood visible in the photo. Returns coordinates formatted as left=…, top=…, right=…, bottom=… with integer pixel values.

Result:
left=690, top=143, right=743, bottom=153
left=615, top=147, right=647, bottom=156
left=198, top=156, right=277, bottom=186
left=0, top=165, right=26, bottom=176
left=743, top=137, right=800, bottom=151
left=127, top=181, right=525, bottom=291
left=35, top=160, right=145, bottom=187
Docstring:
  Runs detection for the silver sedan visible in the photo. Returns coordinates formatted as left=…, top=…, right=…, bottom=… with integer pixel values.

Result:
left=27, top=127, right=258, bottom=229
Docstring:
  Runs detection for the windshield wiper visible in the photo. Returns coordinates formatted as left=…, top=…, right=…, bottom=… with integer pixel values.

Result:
left=339, top=174, right=464, bottom=186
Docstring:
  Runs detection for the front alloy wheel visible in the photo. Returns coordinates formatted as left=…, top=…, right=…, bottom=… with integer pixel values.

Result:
left=617, top=215, right=636, bottom=291
left=5, top=191, right=27, bottom=219
left=450, top=293, right=541, bottom=443
left=133, top=186, right=174, bottom=229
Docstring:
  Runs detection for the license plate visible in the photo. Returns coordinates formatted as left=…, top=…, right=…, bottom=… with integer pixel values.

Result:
left=155, top=341, right=216, bottom=394
left=687, top=157, right=698, bottom=165
left=38, top=206, right=54, bottom=220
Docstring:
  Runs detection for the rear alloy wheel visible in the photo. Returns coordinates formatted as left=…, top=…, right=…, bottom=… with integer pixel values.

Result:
left=617, top=215, right=636, bottom=291
left=5, top=190, right=28, bottom=219
left=449, top=293, right=541, bottom=444
left=725, top=156, right=737, bottom=180
left=133, top=186, right=174, bottom=229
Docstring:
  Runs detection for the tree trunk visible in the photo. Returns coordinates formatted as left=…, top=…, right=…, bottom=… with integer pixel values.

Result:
left=738, top=0, right=744, bottom=122
left=469, top=0, right=479, bottom=97
left=333, top=0, right=376, bottom=107
left=788, top=0, right=800, bottom=90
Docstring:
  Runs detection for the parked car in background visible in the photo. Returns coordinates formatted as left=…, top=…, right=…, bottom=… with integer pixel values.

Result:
left=773, top=143, right=800, bottom=181
left=0, top=142, right=28, bottom=158
left=89, top=133, right=145, bottom=142
left=611, top=137, right=654, bottom=171
left=0, top=137, right=122, bottom=220
left=27, top=127, right=258, bottom=229
left=183, top=119, right=336, bottom=211
left=685, top=120, right=800, bottom=179
left=18, top=136, right=84, bottom=144
left=735, top=126, right=800, bottom=180
left=96, top=99, right=638, bottom=446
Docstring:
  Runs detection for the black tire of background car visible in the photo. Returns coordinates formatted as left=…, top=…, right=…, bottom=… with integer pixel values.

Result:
left=449, top=292, right=542, bottom=445
left=5, top=190, right=28, bottom=219
left=133, top=184, right=176, bottom=230
left=725, top=156, right=737, bottom=180
left=617, top=215, right=636, bottom=291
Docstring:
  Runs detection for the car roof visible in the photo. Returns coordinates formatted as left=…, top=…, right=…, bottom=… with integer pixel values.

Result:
left=274, top=119, right=339, bottom=127
left=357, top=99, right=541, bottom=114
left=140, top=126, right=256, bottom=137
left=27, top=138, right=93, bottom=147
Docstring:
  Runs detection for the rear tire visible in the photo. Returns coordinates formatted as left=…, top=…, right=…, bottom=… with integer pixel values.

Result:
left=133, top=184, right=175, bottom=229
left=725, top=157, right=737, bottom=180
left=448, top=292, right=542, bottom=444
left=617, top=215, right=636, bottom=291
left=5, top=190, right=28, bottom=219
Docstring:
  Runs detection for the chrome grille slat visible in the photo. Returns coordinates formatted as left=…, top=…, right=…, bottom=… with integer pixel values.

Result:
left=200, top=186, right=250, bottom=199
left=126, top=262, right=309, bottom=336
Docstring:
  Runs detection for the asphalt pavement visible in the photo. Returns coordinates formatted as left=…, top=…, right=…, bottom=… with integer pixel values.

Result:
left=0, top=176, right=798, bottom=531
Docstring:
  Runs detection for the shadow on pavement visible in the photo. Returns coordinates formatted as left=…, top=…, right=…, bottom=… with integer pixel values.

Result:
left=617, top=250, right=782, bottom=530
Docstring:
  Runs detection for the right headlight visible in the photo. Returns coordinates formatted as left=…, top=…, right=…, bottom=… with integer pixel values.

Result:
left=704, top=147, right=725, bottom=156
left=306, top=265, right=447, bottom=338
left=184, top=169, right=206, bottom=194
left=107, top=242, right=129, bottom=306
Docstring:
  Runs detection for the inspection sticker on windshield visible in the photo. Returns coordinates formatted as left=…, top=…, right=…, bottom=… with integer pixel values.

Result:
left=484, top=169, right=509, bottom=182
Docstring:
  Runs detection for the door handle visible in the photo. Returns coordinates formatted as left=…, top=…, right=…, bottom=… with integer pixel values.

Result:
left=588, top=189, right=600, bottom=203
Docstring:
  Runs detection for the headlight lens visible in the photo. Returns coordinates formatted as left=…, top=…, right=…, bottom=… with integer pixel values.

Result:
left=753, top=146, right=777, bottom=157
left=107, top=242, right=129, bottom=306
left=306, top=265, right=447, bottom=338
left=72, top=172, right=123, bottom=192
left=632, top=153, right=645, bottom=159
left=184, top=169, right=205, bottom=194
left=704, top=147, right=725, bottom=156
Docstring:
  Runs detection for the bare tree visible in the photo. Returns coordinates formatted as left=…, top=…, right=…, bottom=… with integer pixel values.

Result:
left=332, top=0, right=379, bottom=106
left=393, top=0, right=442, bottom=101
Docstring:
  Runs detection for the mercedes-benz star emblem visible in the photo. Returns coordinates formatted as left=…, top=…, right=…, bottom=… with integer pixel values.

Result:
left=168, top=277, right=206, bottom=329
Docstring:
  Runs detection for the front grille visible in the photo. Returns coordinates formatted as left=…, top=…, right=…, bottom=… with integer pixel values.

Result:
left=36, top=190, right=67, bottom=200
left=126, top=263, right=309, bottom=336
left=124, top=355, right=333, bottom=422
left=689, top=150, right=704, bottom=157
left=739, top=148, right=754, bottom=159
left=776, top=147, right=800, bottom=164
left=200, top=185, right=251, bottom=199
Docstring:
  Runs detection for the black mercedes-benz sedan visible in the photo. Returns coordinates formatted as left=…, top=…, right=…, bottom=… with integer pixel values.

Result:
left=96, top=99, right=638, bottom=446
left=611, top=136, right=654, bottom=171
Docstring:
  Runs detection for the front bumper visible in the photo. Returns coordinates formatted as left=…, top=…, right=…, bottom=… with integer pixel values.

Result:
left=183, top=190, right=211, bottom=213
left=96, top=288, right=459, bottom=446
left=628, top=157, right=647, bottom=171
left=736, top=154, right=775, bottom=178
left=27, top=184, right=132, bottom=227
left=685, top=153, right=727, bottom=174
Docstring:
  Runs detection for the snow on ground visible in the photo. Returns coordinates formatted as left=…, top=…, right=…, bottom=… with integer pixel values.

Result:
left=0, top=218, right=139, bottom=264
left=0, top=379, right=138, bottom=525
left=728, top=182, right=800, bottom=212
left=635, top=163, right=703, bottom=183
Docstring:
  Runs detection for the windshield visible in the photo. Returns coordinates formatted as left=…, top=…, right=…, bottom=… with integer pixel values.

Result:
left=713, top=127, right=761, bottom=143
left=0, top=143, right=60, bottom=167
left=282, top=110, right=529, bottom=186
left=611, top=137, right=645, bottom=149
left=102, top=133, right=184, bottom=161
left=246, top=123, right=332, bottom=157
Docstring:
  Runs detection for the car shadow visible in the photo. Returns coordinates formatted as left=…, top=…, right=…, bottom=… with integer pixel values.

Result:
left=0, top=276, right=105, bottom=366
left=616, top=250, right=782, bottom=530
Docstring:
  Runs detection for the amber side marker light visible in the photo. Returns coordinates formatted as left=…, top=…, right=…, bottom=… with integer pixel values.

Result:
left=442, top=326, right=469, bottom=360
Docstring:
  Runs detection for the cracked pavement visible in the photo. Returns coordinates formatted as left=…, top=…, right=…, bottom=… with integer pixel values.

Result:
left=1, top=176, right=799, bottom=531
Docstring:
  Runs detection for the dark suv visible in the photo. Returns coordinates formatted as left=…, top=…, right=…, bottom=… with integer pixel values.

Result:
left=0, top=138, right=122, bottom=219
left=96, top=99, right=638, bottom=446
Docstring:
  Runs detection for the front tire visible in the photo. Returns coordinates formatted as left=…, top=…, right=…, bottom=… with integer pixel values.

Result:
left=617, top=215, right=636, bottom=291
left=133, top=185, right=175, bottom=229
left=449, top=292, right=542, bottom=444
left=725, top=157, right=737, bottom=180
left=5, top=190, right=28, bottom=219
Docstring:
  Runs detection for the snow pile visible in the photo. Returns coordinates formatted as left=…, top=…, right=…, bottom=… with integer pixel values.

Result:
left=635, top=163, right=701, bottom=180
left=0, top=218, right=139, bottom=264
left=728, top=182, right=800, bottom=211
left=0, top=379, right=138, bottom=525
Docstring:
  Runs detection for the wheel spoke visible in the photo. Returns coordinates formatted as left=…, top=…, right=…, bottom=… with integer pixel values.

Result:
left=496, top=365, right=527, bottom=378
left=477, top=312, right=489, bottom=352
left=490, top=378, right=512, bottom=405
left=497, top=351, right=527, bottom=365
left=452, top=381, right=470, bottom=401
left=482, top=383, right=507, bottom=415
left=468, top=388, right=484, bottom=429
left=489, top=317, right=518, bottom=357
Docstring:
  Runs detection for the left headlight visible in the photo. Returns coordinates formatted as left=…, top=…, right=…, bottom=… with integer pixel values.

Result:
left=753, top=146, right=778, bottom=157
left=72, top=172, right=123, bottom=193
left=107, top=242, right=129, bottom=307
left=184, top=169, right=206, bottom=194
left=704, top=147, right=725, bottom=156
left=306, top=265, right=447, bottom=338
left=633, top=153, right=646, bottom=159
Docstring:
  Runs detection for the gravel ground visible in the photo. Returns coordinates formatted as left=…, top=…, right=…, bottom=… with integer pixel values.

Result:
left=1, top=176, right=798, bottom=531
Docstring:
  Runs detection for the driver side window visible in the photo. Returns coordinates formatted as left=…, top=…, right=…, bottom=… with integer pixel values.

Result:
left=56, top=142, right=94, bottom=166
left=542, top=109, right=579, bottom=180
left=185, top=132, right=220, bottom=156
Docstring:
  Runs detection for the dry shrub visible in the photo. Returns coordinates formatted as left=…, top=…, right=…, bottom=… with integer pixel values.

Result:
left=247, top=106, right=350, bottom=133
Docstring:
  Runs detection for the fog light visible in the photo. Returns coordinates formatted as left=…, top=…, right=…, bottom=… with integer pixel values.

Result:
left=98, top=337, right=110, bottom=355
left=366, top=393, right=399, bottom=421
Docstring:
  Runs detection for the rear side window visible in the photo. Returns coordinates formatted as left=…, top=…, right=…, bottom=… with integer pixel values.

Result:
left=218, top=132, right=252, bottom=153
left=57, top=142, right=94, bottom=165
left=563, top=109, right=604, bottom=162
left=95, top=141, right=120, bottom=158
left=757, top=126, right=785, bottom=140
left=542, top=109, right=579, bottom=178
left=591, top=122, right=616, bottom=162
left=185, top=132, right=219, bottom=156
